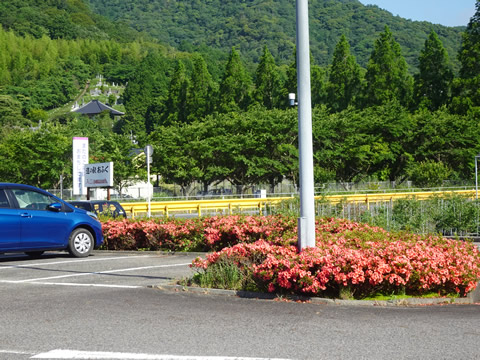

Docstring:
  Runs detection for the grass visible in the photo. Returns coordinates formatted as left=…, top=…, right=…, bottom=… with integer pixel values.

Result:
left=188, top=259, right=261, bottom=292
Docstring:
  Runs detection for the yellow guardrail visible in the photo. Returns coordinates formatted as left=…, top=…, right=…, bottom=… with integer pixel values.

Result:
left=120, top=190, right=477, bottom=218
left=320, top=189, right=476, bottom=208
left=120, top=197, right=289, bottom=218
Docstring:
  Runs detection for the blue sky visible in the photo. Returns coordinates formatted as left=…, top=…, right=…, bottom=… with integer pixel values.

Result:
left=358, top=0, right=476, bottom=27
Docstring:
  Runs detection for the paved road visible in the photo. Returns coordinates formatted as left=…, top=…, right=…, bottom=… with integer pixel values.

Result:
left=0, top=251, right=479, bottom=360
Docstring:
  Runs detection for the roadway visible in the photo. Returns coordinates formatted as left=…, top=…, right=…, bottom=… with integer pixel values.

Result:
left=0, top=251, right=479, bottom=359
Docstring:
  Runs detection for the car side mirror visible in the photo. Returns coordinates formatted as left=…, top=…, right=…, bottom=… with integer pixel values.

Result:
left=48, top=203, right=63, bottom=212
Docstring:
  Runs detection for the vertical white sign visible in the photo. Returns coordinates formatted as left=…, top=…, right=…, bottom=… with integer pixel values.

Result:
left=73, top=137, right=89, bottom=196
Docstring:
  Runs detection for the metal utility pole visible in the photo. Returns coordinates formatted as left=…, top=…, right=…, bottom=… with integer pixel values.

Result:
left=296, top=0, right=316, bottom=249
left=145, top=145, right=153, bottom=218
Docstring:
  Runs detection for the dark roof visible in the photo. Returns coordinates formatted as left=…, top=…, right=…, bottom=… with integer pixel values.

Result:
left=72, top=99, right=124, bottom=116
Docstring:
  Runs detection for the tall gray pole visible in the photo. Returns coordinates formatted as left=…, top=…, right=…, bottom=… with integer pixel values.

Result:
left=296, top=0, right=316, bottom=249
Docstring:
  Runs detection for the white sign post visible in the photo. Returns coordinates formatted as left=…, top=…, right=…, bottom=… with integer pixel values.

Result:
left=72, top=137, right=89, bottom=197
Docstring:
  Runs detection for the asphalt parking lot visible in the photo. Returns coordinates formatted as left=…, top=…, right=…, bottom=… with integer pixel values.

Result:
left=0, top=250, right=199, bottom=289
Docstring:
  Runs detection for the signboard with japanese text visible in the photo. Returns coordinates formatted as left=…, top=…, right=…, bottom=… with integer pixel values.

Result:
left=72, top=137, right=89, bottom=196
left=84, top=162, right=114, bottom=188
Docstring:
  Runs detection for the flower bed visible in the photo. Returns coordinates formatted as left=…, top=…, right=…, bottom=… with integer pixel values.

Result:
left=102, top=216, right=480, bottom=299
left=101, top=215, right=297, bottom=252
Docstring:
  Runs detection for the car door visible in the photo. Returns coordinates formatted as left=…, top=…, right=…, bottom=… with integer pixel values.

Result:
left=0, top=188, right=21, bottom=250
left=10, top=188, right=71, bottom=249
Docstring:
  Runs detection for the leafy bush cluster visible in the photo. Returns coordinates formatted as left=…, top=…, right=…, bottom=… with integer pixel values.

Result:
left=101, top=215, right=480, bottom=299
left=101, top=215, right=297, bottom=252
left=193, top=218, right=480, bottom=299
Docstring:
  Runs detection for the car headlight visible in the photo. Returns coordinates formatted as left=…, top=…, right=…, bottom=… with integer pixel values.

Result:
left=87, top=211, right=98, bottom=220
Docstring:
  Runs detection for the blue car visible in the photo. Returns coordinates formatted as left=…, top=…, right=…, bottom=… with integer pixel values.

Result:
left=0, top=183, right=104, bottom=258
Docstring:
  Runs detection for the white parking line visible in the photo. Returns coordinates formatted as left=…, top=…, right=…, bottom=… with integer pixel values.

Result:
left=0, top=263, right=192, bottom=284
left=31, top=349, right=292, bottom=359
left=24, top=282, right=142, bottom=289
left=0, top=255, right=155, bottom=270
left=0, top=349, right=35, bottom=355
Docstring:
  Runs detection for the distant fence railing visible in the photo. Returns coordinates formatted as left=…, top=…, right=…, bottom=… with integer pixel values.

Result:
left=120, top=189, right=477, bottom=218
left=121, top=197, right=288, bottom=218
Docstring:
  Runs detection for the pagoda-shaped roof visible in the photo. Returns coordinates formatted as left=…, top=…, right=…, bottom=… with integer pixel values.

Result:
left=72, top=99, right=124, bottom=116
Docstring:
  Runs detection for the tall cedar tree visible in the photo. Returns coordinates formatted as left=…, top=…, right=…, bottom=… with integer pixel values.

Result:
left=364, top=26, right=413, bottom=108
left=284, top=48, right=297, bottom=102
left=217, top=47, right=252, bottom=113
left=187, top=54, right=216, bottom=122
left=311, top=65, right=327, bottom=108
left=253, top=45, right=282, bottom=109
left=162, top=60, right=189, bottom=125
left=283, top=48, right=326, bottom=109
left=327, top=34, right=362, bottom=112
left=453, top=0, right=480, bottom=113
left=414, top=31, right=453, bottom=111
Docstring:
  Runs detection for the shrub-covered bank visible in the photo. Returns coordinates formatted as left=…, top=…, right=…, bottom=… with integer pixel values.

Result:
left=101, top=216, right=480, bottom=299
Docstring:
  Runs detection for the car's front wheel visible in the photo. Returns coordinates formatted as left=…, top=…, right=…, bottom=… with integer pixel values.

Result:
left=68, top=228, right=94, bottom=257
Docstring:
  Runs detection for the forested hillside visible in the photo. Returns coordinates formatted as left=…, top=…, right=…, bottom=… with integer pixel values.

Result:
left=0, top=0, right=141, bottom=41
left=86, top=0, right=463, bottom=72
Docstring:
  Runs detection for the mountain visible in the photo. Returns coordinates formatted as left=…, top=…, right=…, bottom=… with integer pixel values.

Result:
left=86, top=0, right=464, bottom=72
left=0, top=0, right=141, bottom=42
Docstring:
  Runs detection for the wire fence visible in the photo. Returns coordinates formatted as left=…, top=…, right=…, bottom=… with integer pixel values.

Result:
left=271, top=195, right=480, bottom=237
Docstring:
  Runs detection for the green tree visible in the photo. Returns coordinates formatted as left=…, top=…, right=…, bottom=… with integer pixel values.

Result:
left=312, top=104, right=414, bottom=184
left=0, top=95, right=30, bottom=128
left=150, top=125, right=202, bottom=197
left=311, top=65, right=327, bottom=108
left=217, top=47, right=252, bottom=113
left=253, top=45, right=283, bottom=109
left=452, top=1, right=480, bottom=114
left=414, top=31, right=453, bottom=111
left=312, top=107, right=380, bottom=184
left=163, top=60, right=189, bottom=125
left=120, top=51, right=172, bottom=137
left=411, top=108, right=480, bottom=180
left=0, top=124, right=70, bottom=188
left=407, top=160, right=452, bottom=188
left=186, top=53, right=216, bottom=122
left=326, top=35, right=363, bottom=112
left=364, top=26, right=413, bottom=108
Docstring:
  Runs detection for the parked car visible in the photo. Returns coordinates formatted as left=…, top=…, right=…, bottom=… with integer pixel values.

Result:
left=67, top=200, right=127, bottom=219
left=0, top=183, right=104, bottom=258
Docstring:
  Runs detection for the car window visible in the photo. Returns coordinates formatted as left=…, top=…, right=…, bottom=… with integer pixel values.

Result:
left=70, top=202, right=91, bottom=211
left=11, top=189, right=56, bottom=210
left=0, top=189, right=10, bottom=208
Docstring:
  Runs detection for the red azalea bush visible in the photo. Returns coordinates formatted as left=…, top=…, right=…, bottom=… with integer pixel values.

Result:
left=102, top=215, right=480, bottom=298
left=102, top=218, right=204, bottom=251
left=101, top=215, right=297, bottom=252
left=192, top=217, right=480, bottom=298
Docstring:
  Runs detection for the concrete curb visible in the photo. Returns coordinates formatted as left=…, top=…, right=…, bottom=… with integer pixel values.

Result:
left=149, top=282, right=480, bottom=307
